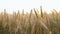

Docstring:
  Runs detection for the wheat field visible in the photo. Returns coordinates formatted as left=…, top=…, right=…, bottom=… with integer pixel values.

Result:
left=0, top=6, right=60, bottom=34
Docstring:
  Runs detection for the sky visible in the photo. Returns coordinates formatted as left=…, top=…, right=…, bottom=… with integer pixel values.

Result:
left=0, top=0, right=60, bottom=14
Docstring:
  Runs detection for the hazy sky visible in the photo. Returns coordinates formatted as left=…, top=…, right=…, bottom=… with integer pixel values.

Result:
left=0, top=0, right=60, bottom=13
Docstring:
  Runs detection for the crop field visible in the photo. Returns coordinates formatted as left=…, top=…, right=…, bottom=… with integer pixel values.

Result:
left=0, top=7, right=60, bottom=34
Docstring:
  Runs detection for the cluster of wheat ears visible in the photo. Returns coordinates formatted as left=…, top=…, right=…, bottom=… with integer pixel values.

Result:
left=0, top=6, right=60, bottom=34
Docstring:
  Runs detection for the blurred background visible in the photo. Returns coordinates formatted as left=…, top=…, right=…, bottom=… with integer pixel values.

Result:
left=0, top=0, right=60, bottom=14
